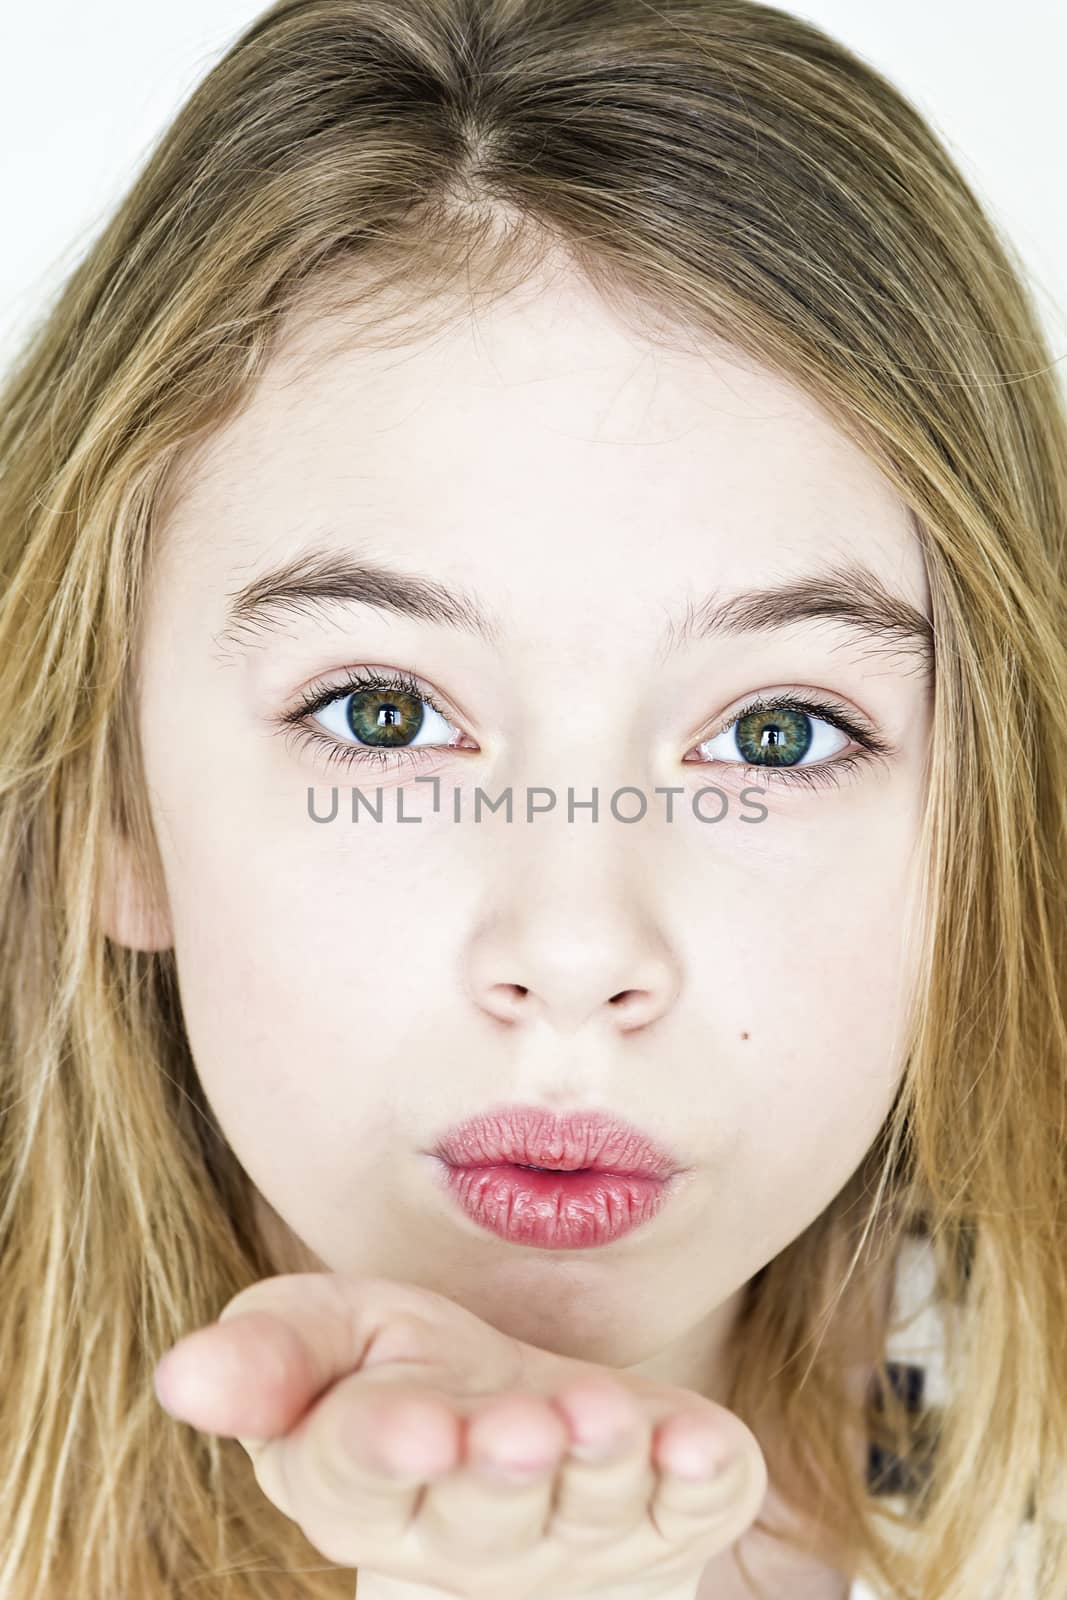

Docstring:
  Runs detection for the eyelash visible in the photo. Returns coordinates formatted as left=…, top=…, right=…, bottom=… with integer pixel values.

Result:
left=276, top=668, right=894, bottom=792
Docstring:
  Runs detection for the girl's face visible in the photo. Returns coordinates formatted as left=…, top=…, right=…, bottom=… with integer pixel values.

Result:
left=108, top=264, right=932, bottom=1395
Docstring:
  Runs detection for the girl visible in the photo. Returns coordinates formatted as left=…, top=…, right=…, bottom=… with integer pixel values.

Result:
left=0, top=2, right=1063, bottom=1598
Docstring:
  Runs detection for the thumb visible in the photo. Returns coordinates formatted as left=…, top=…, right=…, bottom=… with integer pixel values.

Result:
left=152, top=1273, right=441, bottom=1444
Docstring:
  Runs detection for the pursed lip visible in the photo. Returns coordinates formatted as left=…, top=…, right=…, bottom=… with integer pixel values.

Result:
left=428, top=1103, right=683, bottom=1180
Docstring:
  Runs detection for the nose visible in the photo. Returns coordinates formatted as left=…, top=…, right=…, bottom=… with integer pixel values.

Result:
left=463, top=830, right=682, bottom=1038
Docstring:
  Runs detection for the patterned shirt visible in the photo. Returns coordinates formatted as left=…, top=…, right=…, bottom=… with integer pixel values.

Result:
left=847, top=1237, right=1038, bottom=1599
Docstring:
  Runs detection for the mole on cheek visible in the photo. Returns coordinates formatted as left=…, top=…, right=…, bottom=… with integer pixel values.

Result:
left=741, top=1031, right=750, bottom=1040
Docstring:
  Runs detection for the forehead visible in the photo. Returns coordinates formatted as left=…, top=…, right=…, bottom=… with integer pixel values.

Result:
left=157, top=264, right=926, bottom=629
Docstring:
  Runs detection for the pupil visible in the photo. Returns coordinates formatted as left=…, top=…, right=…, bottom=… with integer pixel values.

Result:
left=735, top=707, right=812, bottom=767
left=346, top=689, right=425, bottom=748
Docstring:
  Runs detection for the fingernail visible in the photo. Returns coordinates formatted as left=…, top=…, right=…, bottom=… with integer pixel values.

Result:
left=569, top=1428, right=629, bottom=1463
left=666, top=1435, right=733, bottom=1480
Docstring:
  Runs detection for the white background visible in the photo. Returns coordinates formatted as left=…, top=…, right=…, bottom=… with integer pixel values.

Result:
left=1, top=2, right=1064, bottom=391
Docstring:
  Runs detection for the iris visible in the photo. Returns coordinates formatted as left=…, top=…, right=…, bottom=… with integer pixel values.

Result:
left=346, top=688, right=425, bottom=748
left=734, top=707, right=813, bottom=766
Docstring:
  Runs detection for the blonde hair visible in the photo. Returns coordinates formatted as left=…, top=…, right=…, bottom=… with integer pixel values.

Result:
left=1, top=2, right=1065, bottom=1596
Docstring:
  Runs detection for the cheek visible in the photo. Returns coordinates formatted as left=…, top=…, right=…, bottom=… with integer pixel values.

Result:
left=665, top=868, right=916, bottom=1295
left=162, top=807, right=464, bottom=1178
left=705, top=836, right=919, bottom=1236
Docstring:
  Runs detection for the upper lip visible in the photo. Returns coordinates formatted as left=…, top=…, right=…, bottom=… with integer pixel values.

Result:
left=430, top=1104, right=682, bottom=1180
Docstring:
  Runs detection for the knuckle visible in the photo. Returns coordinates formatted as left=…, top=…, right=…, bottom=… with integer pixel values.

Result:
left=308, top=1376, right=449, bottom=1504
left=558, top=1493, right=643, bottom=1530
left=547, top=1513, right=619, bottom=1545
left=265, top=1392, right=356, bottom=1518
left=218, top=1273, right=334, bottom=1322
left=244, top=1442, right=295, bottom=1520
left=360, top=1309, right=441, bottom=1371
left=309, top=1382, right=371, bottom=1500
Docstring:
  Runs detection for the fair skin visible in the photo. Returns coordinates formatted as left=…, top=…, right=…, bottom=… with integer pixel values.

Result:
left=107, top=253, right=931, bottom=1596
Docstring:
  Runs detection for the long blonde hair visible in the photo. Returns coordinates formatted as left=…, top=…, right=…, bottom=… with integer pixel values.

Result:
left=1, top=2, right=1064, bottom=1596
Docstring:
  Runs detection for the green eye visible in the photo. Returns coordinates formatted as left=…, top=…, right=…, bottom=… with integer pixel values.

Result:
left=699, top=703, right=847, bottom=768
left=321, top=685, right=450, bottom=750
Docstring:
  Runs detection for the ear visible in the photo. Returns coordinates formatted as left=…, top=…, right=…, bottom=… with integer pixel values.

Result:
left=95, top=825, right=174, bottom=951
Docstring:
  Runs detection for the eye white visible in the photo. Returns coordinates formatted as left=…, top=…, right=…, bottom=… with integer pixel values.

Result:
left=312, top=691, right=456, bottom=747
left=697, top=709, right=850, bottom=765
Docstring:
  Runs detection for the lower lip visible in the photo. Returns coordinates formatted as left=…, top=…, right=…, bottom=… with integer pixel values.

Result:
left=436, top=1160, right=674, bottom=1249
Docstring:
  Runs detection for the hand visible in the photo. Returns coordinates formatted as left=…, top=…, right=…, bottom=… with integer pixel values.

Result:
left=152, top=1273, right=768, bottom=1600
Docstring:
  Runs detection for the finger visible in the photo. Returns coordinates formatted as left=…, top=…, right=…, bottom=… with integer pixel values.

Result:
left=153, top=1273, right=468, bottom=1525
left=154, top=1274, right=368, bottom=1444
left=153, top=1273, right=515, bottom=1447
left=547, top=1377, right=657, bottom=1540
left=417, top=1392, right=570, bottom=1558
left=264, top=1366, right=464, bottom=1551
left=648, top=1411, right=768, bottom=1550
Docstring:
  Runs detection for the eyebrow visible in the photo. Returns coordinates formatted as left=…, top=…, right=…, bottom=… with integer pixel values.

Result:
left=213, top=544, right=934, bottom=676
